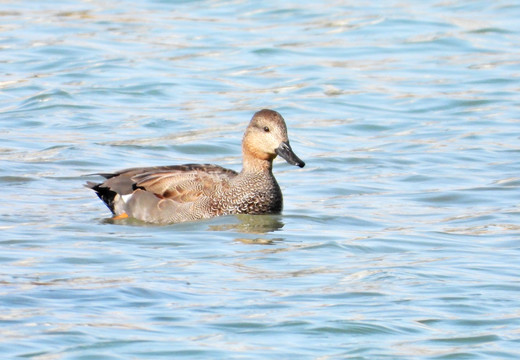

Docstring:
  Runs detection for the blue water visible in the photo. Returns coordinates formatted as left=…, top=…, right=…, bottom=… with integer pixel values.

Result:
left=1, top=1, right=520, bottom=359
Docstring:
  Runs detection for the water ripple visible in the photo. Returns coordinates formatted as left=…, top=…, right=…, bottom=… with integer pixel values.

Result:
left=1, top=0, right=520, bottom=359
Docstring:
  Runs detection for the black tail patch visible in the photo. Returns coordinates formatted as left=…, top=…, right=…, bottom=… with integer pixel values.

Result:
left=85, top=181, right=117, bottom=215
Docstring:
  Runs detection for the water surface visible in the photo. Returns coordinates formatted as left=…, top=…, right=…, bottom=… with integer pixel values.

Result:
left=1, top=1, right=520, bottom=359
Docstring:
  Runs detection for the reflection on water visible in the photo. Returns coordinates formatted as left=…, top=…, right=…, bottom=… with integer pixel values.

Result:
left=209, top=214, right=284, bottom=234
left=102, top=213, right=285, bottom=237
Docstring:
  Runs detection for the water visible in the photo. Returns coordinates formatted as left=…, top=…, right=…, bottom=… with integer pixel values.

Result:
left=1, top=0, right=520, bottom=358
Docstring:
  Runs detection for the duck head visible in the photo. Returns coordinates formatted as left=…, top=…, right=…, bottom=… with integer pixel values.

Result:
left=242, top=109, right=305, bottom=169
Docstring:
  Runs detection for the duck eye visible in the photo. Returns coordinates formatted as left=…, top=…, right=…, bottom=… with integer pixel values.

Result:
left=263, top=126, right=270, bottom=132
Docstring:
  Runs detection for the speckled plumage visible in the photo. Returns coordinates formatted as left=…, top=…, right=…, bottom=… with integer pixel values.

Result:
left=86, top=109, right=305, bottom=224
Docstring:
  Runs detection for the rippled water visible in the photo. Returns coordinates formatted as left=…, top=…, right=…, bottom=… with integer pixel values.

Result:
left=1, top=1, right=520, bottom=359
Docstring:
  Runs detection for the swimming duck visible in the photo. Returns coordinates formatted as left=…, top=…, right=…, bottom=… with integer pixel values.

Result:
left=86, top=109, right=305, bottom=224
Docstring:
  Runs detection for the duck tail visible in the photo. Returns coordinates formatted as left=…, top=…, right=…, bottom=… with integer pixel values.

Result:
left=85, top=181, right=117, bottom=215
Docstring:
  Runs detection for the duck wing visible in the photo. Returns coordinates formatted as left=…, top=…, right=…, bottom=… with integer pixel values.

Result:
left=132, top=164, right=237, bottom=202
left=86, top=164, right=238, bottom=216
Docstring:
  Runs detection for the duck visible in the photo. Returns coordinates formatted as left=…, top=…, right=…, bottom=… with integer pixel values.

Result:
left=86, top=109, right=305, bottom=224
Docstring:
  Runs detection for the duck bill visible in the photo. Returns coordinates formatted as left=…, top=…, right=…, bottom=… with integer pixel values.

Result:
left=275, top=142, right=305, bottom=168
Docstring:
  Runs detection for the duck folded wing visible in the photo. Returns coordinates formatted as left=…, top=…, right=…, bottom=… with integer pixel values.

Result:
left=87, top=164, right=238, bottom=221
left=133, top=165, right=237, bottom=203
left=94, top=164, right=235, bottom=195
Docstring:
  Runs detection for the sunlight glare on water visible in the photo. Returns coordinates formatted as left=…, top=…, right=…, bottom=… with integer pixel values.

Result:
left=1, top=0, right=519, bottom=359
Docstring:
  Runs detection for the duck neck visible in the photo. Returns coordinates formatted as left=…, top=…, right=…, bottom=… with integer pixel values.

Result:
left=241, top=146, right=274, bottom=174
left=242, top=156, right=273, bottom=174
